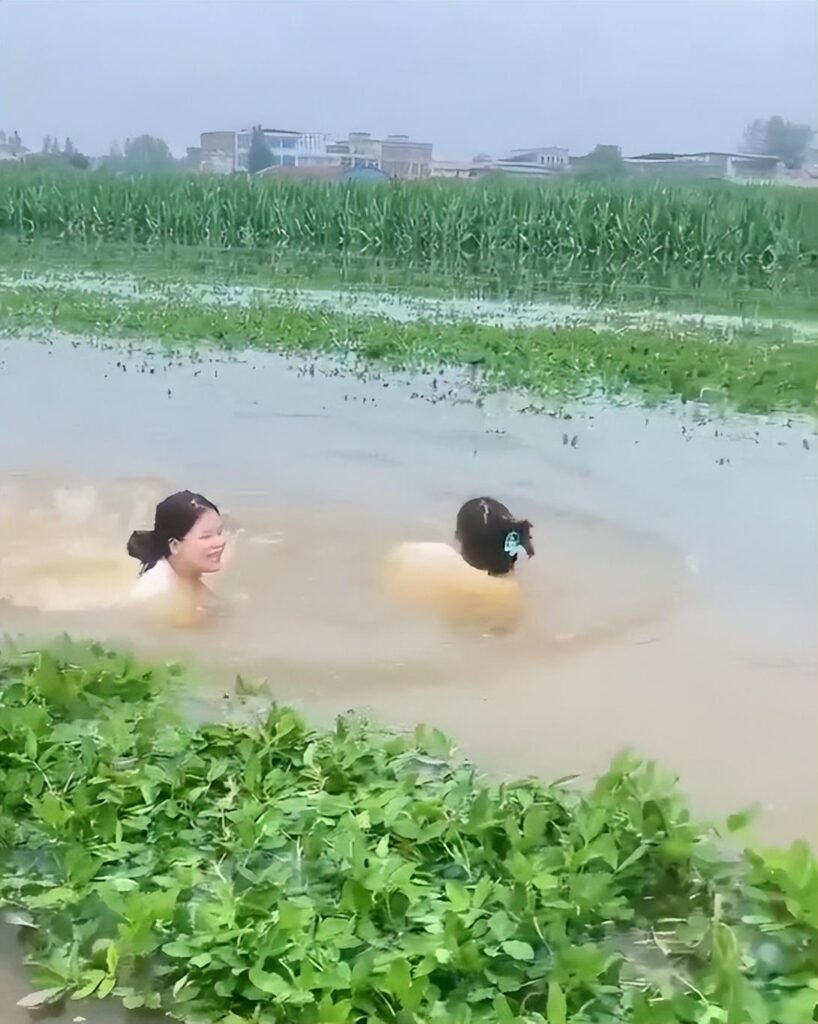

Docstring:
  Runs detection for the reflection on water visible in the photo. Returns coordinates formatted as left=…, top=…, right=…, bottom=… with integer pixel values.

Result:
left=0, top=335, right=816, bottom=1020
left=7, top=238, right=818, bottom=318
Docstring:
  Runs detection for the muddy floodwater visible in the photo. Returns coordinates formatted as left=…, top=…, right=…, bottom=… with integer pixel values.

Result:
left=0, top=333, right=816, bottom=1020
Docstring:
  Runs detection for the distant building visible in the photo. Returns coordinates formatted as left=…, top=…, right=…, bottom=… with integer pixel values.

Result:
left=197, top=127, right=433, bottom=179
left=199, top=131, right=236, bottom=172
left=471, top=160, right=561, bottom=180
left=199, top=128, right=333, bottom=173
left=328, top=131, right=383, bottom=170
left=328, top=132, right=433, bottom=179
left=507, top=146, right=569, bottom=170
left=430, top=159, right=480, bottom=179
left=625, top=151, right=783, bottom=182
left=466, top=145, right=569, bottom=180
left=380, top=135, right=432, bottom=179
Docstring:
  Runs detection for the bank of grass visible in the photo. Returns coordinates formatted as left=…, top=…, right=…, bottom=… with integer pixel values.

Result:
left=0, top=641, right=816, bottom=1023
left=1, top=284, right=816, bottom=413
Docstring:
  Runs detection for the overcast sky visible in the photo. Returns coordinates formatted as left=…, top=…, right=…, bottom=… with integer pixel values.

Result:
left=1, top=0, right=815, bottom=159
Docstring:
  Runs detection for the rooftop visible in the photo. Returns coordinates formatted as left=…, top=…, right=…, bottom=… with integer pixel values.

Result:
left=629, top=151, right=782, bottom=161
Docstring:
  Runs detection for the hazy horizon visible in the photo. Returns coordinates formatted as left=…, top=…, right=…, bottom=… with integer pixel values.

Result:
left=2, top=0, right=816, bottom=160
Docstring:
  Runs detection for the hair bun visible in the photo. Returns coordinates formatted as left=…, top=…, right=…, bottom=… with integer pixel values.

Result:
left=516, top=519, right=535, bottom=558
left=127, top=529, right=159, bottom=564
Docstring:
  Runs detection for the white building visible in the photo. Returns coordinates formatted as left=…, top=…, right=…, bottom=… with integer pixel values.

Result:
left=507, top=146, right=569, bottom=169
left=199, top=128, right=334, bottom=173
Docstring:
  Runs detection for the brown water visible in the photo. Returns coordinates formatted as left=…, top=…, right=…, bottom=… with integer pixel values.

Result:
left=0, top=334, right=816, bottom=1019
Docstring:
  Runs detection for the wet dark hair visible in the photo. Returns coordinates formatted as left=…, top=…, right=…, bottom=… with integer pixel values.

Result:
left=127, top=490, right=219, bottom=574
left=455, top=497, right=534, bottom=576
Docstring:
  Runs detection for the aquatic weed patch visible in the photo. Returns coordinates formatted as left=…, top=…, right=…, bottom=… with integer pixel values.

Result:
left=1, top=285, right=816, bottom=413
left=0, top=642, right=816, bottom=1023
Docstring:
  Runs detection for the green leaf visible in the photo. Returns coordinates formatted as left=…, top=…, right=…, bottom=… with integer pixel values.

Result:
left=523, top=804, right=548, bottom=843
left=278, top=899, right=312, bottom=930
left=27, top=886, right=76, bottom=909
left=248, top=964, right=291, bottom=997
left=501, top=940, right=535, bottom=961
left=777, top=987, right=818, bottom=1024
left=382, top=958, right=412, bottom=1001
left=106, top=943, right=120, bottom=975
left=616, top=842, right=650, bottom=873
left=16, top=988, right=65, bottom=1009
left=547, top=981, right=567, bottom=1024
left=446, top=880, right=470, bottom=911
left=163, top=941, right=196, bottom=958
left=533, top=872, right=559, bottom=891
left=32, top=792, right=70, bottom=829
left=97, top=976, right=116, bottom=999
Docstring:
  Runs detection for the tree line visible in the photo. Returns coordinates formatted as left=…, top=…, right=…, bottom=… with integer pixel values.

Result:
left=2, top=115, right=814, bottom=177
left=1, top=131, right=184, bottom=173
left=741, top=116, right=813, bottom=169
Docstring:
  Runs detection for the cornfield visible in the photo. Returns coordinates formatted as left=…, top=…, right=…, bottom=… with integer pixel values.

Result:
left=0, top=168, right=815, bottom=269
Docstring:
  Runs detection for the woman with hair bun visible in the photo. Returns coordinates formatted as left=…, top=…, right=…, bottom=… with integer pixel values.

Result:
left=385, top=496, right=534, bottom=630
left=128, top=490, right=225, bottom=621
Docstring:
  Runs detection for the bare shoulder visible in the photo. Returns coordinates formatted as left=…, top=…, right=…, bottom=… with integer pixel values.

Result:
left=130, top=559, right=176, bottom=602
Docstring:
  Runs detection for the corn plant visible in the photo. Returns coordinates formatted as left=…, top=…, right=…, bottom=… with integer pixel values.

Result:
left=0, top=168, right=815, bottom=270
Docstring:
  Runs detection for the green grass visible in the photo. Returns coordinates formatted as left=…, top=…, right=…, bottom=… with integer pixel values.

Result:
left=0, top=641, right=816, bottom=1023
left=1, top=169, right=816, bottom=272
left=1, top=283, right=816, bottom=413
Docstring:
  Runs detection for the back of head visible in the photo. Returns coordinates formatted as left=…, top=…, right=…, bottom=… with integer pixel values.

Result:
left=127, top=490, right=219, bottom=573
left=455, top=496, right=534, bottom=576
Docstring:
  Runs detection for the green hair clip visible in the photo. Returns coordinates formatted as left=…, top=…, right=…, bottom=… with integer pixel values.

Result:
left=504, top=531, right=525, bottom=557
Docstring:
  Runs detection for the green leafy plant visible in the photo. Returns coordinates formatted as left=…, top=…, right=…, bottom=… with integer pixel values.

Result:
left=0, top=641, right=815, bottom=1023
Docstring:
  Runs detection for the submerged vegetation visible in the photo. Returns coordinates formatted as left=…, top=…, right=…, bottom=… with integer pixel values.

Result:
left=0, top=172, right=815, bottom=415
left=1, top=283, right=816, bottom=413
left=3, top=236, right=817, bottom=320
left=1, top=170, right=816, bottom=272
left=0, top=642, right=816, bottom=1023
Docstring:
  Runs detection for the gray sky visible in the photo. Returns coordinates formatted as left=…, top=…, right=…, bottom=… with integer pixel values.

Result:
left=2, top=0, right=815, bottom=159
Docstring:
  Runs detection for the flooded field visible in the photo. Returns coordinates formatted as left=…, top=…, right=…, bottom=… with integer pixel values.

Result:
left=0, top=319, right=816, bottom=1022
left=1, top=333, right=814, bottom=859
left=3, top=267, right=816, bottom=341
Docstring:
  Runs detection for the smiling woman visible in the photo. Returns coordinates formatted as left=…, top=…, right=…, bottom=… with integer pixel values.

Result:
left=128, top=490, right=226, bottom=625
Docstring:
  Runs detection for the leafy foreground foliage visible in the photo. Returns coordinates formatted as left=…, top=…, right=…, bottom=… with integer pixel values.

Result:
left=2, top=286, right=816, bottom=413
left=0, top=643, right=816, bottom=1024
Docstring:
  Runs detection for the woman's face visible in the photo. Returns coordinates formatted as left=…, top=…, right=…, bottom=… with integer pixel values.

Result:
left=170, top=509, right=226, bottom=576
